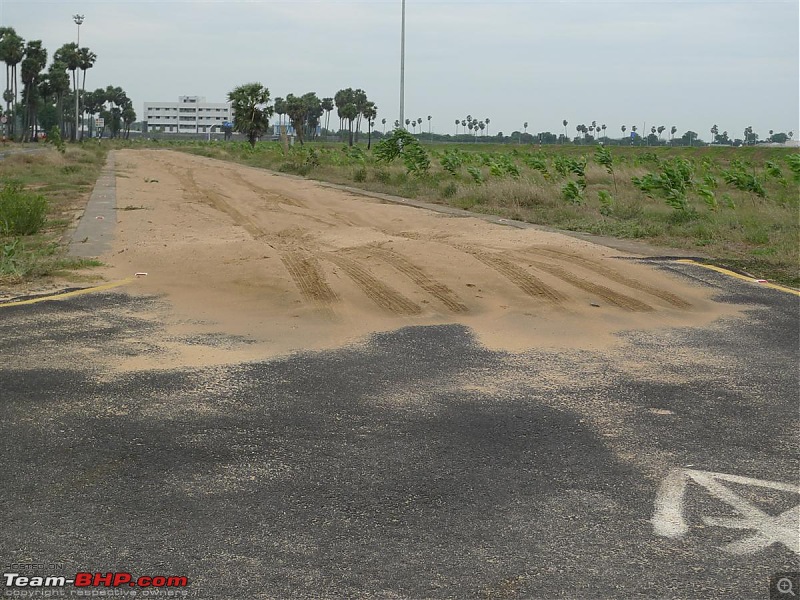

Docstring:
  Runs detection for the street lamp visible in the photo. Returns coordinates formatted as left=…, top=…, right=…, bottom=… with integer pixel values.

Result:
left=399, top=0, right=405, bottom=129
left=73, top=14, right=84, bottom=142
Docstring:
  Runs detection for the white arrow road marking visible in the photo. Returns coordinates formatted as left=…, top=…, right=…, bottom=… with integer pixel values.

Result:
left=651, top=468, right=800, bottom=555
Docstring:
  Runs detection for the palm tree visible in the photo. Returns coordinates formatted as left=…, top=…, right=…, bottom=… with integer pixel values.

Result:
left=670, top=125, right=677, bottom=143
left=563, top=119, right=568, bottom=143
left=485, top=117, right=490, bottom=138
left=381, top=117, right=386, bottom=134
left=711, top=124, right=719, bottom=144
left=77, top=47, right=96, bottom=140
left=46, top=61, right=69, bottom=137
left=601, top=124, right=607, bottom=140
left=405, top=117, right=410, bottom=131
left=20, top=40, right=47, bottom=141
left=427, top=115, right=432, bottom=141
left=321, top=97, right=333, bottom=137
left=122, top=102, right=136, bottom=139
left=54, top=43, right=81, bottom=140
left=363, top=102, right=377, bottom=149
left=83, top=88, right=104, bottom=138
left=478, top=121, right=485, bottom=139
left=455, top=118, right=459, bottom=135
left=227, top=82, right=273, bottom=147
left=0, top=28, right=25, bottom=136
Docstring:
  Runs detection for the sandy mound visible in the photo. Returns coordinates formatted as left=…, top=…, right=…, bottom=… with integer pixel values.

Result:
left=97, top=149, right=737, bottom=370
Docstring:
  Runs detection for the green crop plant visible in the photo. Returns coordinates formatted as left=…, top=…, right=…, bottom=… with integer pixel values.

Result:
left=594, top=145, right=617, bottom=192
left=785, top=153, right=800, bottom=182
left=562, top=181, right=584, bottom=204
left=466, top=166, right=484, bottom=184
left=697, top=186, right=718, bottom=211
left=440, top=150, right=464, bottom=175
left=720, top=162, right=766, bottom=198
left=632, top=157, right=694, bottom=212
left=597, top=190, right=614, bottom=216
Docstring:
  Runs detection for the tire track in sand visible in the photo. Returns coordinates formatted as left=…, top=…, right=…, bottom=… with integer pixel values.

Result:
left=325, top=254, right=422, bottom=315
left=280, top=251, right=339, bottom=310
left=521, top=258, right=654, bottom=312
left=167, top=165, right=266, bottom=239
left=461, top=249, right=566, bottom=305
left=522, top=247, right=692, bottom=309
left=168, top=163, right=340, bottom=313
left=349, top=246, right=468, bottom=313
left=226, top=171, right=306, bottom=208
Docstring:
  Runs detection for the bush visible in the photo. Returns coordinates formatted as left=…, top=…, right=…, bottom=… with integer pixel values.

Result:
left=441, top=182, right=458, bottom=198
left=373, top=169, right=391, bottom=184
left=353, top=167, right=367, bottom=182
left=0, top=181, right=49, bottom=235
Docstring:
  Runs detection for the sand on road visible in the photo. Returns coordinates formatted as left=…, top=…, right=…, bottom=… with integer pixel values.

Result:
left=82, top=149, right=737, bottom=370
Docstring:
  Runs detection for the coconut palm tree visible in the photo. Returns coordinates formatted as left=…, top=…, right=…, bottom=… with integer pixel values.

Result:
left=563, top=119, right=568, bottom=143
left=601, top=124, right=607, bottom=140
left=227, top=82, right=273, bottom=147
left=484, top=117, right=490, bottom=138
left=670, top=125, right=677, bottom=143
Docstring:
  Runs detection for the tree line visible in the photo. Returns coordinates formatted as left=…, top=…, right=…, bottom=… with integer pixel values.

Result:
left=229, top=83, right=381, bottom=148
left=0, top=26, right=135, bottom=141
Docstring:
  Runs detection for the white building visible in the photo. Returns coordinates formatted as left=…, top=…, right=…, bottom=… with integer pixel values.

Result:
left=143, top=96, right=231, bottom=134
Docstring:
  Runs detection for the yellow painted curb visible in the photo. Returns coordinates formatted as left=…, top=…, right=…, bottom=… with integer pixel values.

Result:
left=0, top=277, right=134, bottom=308
left=675, top=259, right=800, bottom=297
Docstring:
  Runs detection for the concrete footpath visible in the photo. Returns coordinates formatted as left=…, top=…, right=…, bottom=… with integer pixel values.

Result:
left=69, top=151, right=117, bottom=258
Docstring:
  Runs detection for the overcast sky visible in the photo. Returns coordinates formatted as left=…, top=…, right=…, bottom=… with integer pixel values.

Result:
left=2, top=0, right=798, bottom=141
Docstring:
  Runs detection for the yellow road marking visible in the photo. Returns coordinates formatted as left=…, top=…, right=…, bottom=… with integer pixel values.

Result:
left=0, top=277, right=134, bottom=308
left=675, top=259, right=800, bottom=296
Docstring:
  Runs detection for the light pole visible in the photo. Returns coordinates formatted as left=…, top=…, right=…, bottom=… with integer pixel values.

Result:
left=399, top=0, right=405, bottom=129
left=73, top=14, right=84, bottom=142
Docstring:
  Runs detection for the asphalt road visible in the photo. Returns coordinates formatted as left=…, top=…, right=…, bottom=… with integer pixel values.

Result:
left=1, top=262, right=798, bottom=599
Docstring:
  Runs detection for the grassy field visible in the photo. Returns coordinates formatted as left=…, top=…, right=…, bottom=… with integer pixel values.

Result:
left=168, top=138, right=799, bottom=287
left=0, top=142, right=107, bottom=285
left=1, top=138, right=797, bottom=288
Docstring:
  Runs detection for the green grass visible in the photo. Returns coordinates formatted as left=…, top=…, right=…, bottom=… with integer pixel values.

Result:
left=0, top=143, right=109, bottom=285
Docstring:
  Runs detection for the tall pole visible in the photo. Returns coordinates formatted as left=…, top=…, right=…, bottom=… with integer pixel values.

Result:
left=399, top=0, right=405, bottom=129
left=73, top=14, right=84, bottom=142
